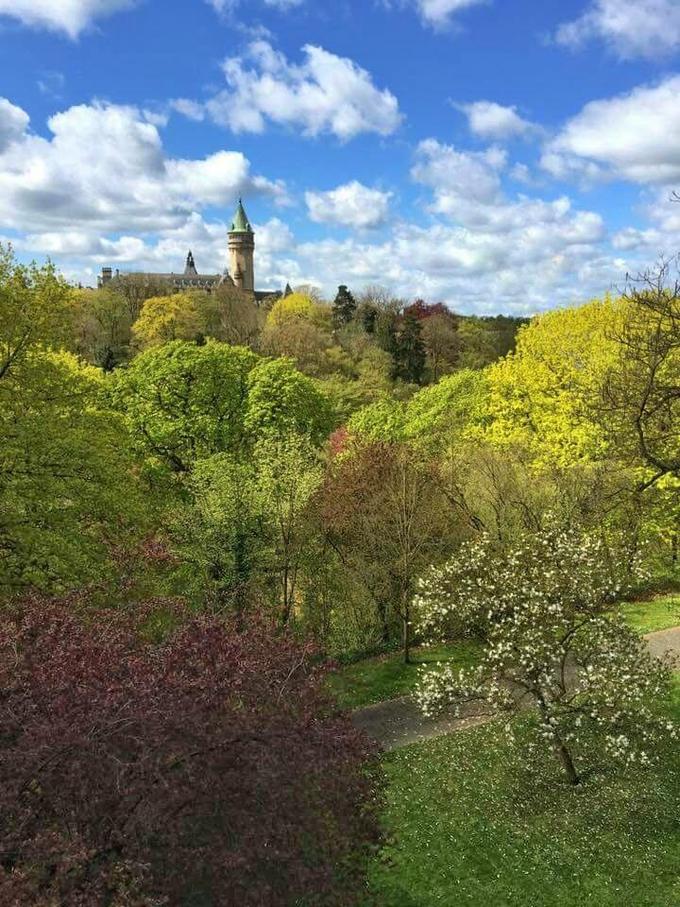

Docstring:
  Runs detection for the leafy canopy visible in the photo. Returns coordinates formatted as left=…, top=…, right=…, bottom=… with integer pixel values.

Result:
left=112, top=340, right=259, bottom=473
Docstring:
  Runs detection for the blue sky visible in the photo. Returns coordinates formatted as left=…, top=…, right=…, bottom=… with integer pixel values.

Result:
left=2, top=0, right=680, bottom=313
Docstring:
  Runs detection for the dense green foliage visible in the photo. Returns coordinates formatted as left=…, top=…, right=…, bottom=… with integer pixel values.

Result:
left=2, top=244, right=680, bottom=903
left=0, top=251, right=143, bottom=594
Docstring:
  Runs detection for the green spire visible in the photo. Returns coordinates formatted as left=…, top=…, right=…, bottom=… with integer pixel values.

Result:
left=230, top=198, right=253, bottom=233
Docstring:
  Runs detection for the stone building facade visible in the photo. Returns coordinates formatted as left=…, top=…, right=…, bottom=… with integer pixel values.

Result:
left=98, top=200, right=283, bottom=302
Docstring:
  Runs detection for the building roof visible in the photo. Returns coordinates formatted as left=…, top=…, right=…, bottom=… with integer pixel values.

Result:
left=230, top=199, right=253, bottom=234
left=184, top=251, right=198, bottom=276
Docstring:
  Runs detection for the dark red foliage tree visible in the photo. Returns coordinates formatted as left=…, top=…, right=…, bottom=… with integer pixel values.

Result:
left=0, top=596, right=381, bottom=906
left=403, top=300, right=450, bottom=320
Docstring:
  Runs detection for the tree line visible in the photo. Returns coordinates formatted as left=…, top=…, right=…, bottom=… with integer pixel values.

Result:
left=1, top=244, right=679, bottom=900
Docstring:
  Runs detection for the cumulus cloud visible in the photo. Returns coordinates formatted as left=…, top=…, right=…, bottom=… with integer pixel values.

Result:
left=316, top=136, right=604, bottom=311
left=18, top=209, right=300, bottom=295
left=203, top=41, right=402, bottom=140
left=392, top=139, right=604, bottom=309
left=542, top=76, right=680, bottom=185
left=258, top=135, right=612, bottom=315
left=0, top=99, right=30, bottom=153
left=555, top=0, right=680, bottom=60
left=0, top=0, right=136, bottom=38
left=0, top=99, right=286, bottom=235
left=412, top=139, right=505, bottom=210
left=292, top=208, right=612, bottom=315
left=610, top=187, right=680, bottom=258
left=459, top=100, right=537, bottom=141
left=5, top=93, right=673, bottom=316
left=402, top=0, right=488, bottom=29
left=305, top=181, right=392, bottom=229
left=411, top=139, right=604, bottom=247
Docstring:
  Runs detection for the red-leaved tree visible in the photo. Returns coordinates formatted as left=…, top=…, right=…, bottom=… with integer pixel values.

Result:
left=0, top=596, right=381, bottom=906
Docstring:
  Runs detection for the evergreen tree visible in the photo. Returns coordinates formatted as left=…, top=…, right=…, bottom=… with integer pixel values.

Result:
left=332, top=284, right=357, bottom=327
left=394, top=310, right=426, bottom=384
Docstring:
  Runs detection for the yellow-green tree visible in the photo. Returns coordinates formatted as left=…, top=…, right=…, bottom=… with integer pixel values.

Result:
left=0, top=245, right=73, bottom=377
left=261, top=293, right=334, bottom=376
left=0, top=248, right=142, bottom=593
left=132, top=293, right=203, bottom=350
left=485, top=296, right=624, bottom=467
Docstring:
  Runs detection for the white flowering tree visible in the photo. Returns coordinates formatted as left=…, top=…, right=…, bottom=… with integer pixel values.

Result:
left=415, top=528, right=677, bottom=785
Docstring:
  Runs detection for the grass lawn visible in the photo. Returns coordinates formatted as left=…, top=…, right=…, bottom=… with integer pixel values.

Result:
left=367, top=676, right=680, bottom=907
left=328, top=641, right=481, bottom=710
left=622, top=594, right=680, bottom=634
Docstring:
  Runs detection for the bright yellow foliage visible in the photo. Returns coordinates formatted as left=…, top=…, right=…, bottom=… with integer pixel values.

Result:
left=133, top=293, right=203, bottom=349
left=265, top=293, right=331, bottom=330
left=485, top=296, right=627, bottom=466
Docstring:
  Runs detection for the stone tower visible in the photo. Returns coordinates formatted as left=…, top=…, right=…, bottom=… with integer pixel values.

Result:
left=228, top=199, right=255, bottom=292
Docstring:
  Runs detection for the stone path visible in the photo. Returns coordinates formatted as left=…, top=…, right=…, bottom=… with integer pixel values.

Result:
left=646, top=625, right=680, bottom=661
left=351, top=626, right=680, bottom=752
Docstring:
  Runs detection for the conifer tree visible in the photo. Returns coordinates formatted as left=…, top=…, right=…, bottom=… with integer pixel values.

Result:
left=332, top=284, right=357, bottom=327
left=394, top=309, right=426, bottom=384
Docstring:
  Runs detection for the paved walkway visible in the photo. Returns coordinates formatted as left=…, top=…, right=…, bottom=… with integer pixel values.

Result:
left=352, top=626, right=680, bottom=752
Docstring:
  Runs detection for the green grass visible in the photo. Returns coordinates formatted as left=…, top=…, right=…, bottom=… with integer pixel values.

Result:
left=621, top=594, right=680, bottom=634
left=367, top=676, right=680, bottom=907
left=328, top=641, right=481, bottom=710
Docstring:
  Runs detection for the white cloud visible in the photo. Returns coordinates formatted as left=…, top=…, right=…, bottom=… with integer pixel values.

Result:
left=292, top=207, right=611, bottom=314
left=0, top=100, right=286, bottom=234
left=18, top=210, right=300, bottom=294
left=204, top=41, right=402, bottom=140
left=0, top=99, right=30, bottom=153
left=0, top=0, right=135, bottom=38
left=206, top=0, right=237, bottom=12
left=170, top=99, right=206, bottom=122
left=411, top=140, right=604, bottom=249
left=611, top=188, right=680, bottom=257
left=305, top=181, right=392, bottom=229
left=207, top=0, right=302, bottom=13
left=412, top=139, right=505, bottom=210
left=556, top=0, right=680, bottom=60
left=459, top=100, right=536, bottom=140
left=310, top=136, right=606, bottom=311
left=543, top=76, right=680, bottom=184
left=261, top=136, right=611, bottom=315
left=404, top=0, right=488, bottom=29
left=7, top=93, right=677, bottom=316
